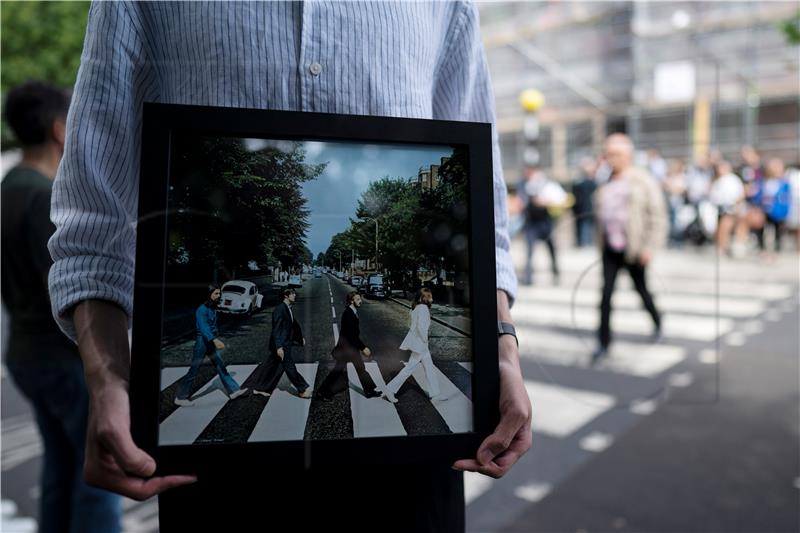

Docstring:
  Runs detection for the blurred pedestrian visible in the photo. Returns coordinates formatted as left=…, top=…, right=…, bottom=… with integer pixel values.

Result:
left=519, top=165, right=567, bottom=285
left=571, top=157, right=597, bottom=247
left=592, top=134, right=667, bottom=364
left=785, top=166, right=800, bottom=252
left=709, top=161, right=747, bottom=256
left=646, top=148, right=668, bottom=183
left=753, top=158, right=792, bottom=253
left=663, top=159, right=688, bottom=246
left=1, top=81, right=121, bottom=533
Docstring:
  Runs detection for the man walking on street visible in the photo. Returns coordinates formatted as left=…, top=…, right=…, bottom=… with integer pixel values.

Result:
left=592, top=134, right=668, bottom=364
left=251, top=287, right=312, bottom=398
left=174, top=285, right=248, bottom=405
left=316, top=291, right=380, bottom=399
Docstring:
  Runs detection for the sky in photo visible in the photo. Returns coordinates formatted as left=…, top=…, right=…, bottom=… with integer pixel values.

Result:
left=246, top=139, right=453, bottom=257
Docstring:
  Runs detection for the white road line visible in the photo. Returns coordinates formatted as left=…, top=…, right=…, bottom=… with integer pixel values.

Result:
left=122, top=501, right=159, bottom=532
left=405, top=362, right=473, bottom=433
left=517, top=327, right=686, bottom=377
left=515, top=302, right=733, bottom=342
left=331, top=306, right=336, bottom=318
left=464, top=471, right=494, bottom=505
left=1, top=423, right=42, bottom=471
left=698, top=348, right=721, bottom=365
left=516, top=272, right=793, bottom=300
left=248, top=363, right=318, bottom=442
left=524, top=380, right=615, bottom=438
left=668, top=372, right=694, bottom=388
left=724, top=332, right=747, bottom=346
left=741, top=320, right=764, bottom=335
left=514, top=482, right=552, bottom=503
left=519, top=286, right=766, bottom=318
left=580, top=432, right=614, bottom=453
left=458, top=362, right=473, bottom=373
left=160, top=367, right=189, bottom=391
left=629, top=398, right=658, bottom=415
left=349, top=362, right=406, bottom=438
left=158, top=364, right=258, bottom=445
left=332, top=323, right=339, bottom=344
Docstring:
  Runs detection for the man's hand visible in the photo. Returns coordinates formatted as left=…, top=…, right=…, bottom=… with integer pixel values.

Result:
left=453, top=290, right=532, bottom=478
left=277, top=347, right=285, bottom=359
left=75, top=300, right=197, bottom=499
left=362, top=347, right=372, bottom=358
left=213, top=338, right=225, bottom=350
left=639, top=249, right=652, bottom=267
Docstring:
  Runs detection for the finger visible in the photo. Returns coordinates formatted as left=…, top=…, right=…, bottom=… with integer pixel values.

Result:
left=98, top=426, right=157, bottom=478
left=476, top=413, right=526, bottom=466
left=451, top=459, right=505, bottom=479
left=104, top=473, right=197, bottom=501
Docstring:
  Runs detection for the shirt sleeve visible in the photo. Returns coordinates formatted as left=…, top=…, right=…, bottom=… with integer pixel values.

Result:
left=47, top=2, right=158, bottom=341
left=431, top=1, right=518, bottom=306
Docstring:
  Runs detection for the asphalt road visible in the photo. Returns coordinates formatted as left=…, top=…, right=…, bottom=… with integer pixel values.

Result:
left=157, top=274, right=473, bottom=443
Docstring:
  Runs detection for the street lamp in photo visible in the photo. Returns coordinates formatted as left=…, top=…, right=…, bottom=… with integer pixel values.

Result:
left=361, top=217, right=379, bottom=269
left=519, top=88, right=545, bottom=168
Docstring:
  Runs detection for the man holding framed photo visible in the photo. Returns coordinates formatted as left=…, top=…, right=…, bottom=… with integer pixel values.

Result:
left=49, top=2, right=531, bottom=531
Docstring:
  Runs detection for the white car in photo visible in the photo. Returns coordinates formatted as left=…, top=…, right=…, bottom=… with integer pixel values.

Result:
left=288, top=274, right=303, bottom=288
left=218, top=280, right=263, bottom=315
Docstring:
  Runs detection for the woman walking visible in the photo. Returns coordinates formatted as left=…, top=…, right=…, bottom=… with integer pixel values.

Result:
left=382, top=288, right=445, bottom=403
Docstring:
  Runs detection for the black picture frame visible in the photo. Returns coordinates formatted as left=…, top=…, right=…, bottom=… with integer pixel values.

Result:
left=130, top=103, right=499, bottom=475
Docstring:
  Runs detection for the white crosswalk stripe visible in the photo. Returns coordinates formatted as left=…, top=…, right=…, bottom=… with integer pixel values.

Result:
left=349, top=361, right=406, bottom=438
left=405, top=361, right=473, bottom=433
left=159, top=364, right=258, bottom=445
left=248, top=363, right=318, bottom=442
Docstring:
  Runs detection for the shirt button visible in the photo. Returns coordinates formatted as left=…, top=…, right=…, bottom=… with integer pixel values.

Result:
left=309, top=62, right=322, bottom=76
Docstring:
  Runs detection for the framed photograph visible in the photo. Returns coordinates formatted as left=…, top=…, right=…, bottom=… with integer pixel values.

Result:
left=130, top=103, right=499, bottom=474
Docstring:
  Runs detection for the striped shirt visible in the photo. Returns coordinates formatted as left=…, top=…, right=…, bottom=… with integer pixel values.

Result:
left=48, top=1, right=517, bottom=340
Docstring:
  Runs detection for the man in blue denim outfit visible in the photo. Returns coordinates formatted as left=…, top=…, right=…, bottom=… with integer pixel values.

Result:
left=174, top=285, right=248, bottom=405
left=1, top=81, right=121, bottom=533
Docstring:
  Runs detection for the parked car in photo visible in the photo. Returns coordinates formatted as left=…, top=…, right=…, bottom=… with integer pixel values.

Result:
left=218, top=280, right=263, bottom=315
left=288, top=274, right=303, bottom=288
left=350, top=275, right=363, bottom=288
left=366, top=273, right=386, bottom=299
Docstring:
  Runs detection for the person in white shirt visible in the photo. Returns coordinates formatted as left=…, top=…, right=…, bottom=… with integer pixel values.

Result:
left=382, top=288, right=444, bottom=403
left=709, top=161, right=747, bottom=256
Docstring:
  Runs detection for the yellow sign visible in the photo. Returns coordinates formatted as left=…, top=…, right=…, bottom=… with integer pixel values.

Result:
left=519, top=89, right=545, bottom=112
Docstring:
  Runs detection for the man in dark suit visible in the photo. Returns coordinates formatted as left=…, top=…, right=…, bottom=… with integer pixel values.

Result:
left=252, top=288, right=311, bottom=398
left=316, top=291, right=380, bottom=399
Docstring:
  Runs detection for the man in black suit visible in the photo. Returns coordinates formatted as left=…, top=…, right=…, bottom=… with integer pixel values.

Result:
left=316, top=291, right=380, bottom=399
left=252, top=288, right=312, bottom=398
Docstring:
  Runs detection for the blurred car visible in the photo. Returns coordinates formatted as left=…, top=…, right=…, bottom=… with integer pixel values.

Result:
left=288, top=274, right=303, bottom=288
left=314, top=270, right=322, bottom=278
left=218, top=280, right=263, bottom=315
left=350, top=275, right=363, bottom=288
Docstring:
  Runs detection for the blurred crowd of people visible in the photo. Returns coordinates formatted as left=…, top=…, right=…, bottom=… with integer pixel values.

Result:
left=511, top=142, right=800, bottom=266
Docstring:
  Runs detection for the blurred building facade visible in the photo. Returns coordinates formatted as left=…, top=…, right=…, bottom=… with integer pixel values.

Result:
left=479, top=1, right=800, bottom=183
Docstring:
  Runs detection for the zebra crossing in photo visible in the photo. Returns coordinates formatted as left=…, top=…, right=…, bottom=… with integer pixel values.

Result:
left=158, top=357, right=475, bottom=444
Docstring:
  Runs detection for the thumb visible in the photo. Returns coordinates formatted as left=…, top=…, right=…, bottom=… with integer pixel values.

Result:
left=102, top=427, right=157, bottom=478
left=477, top=420, right=517, bottom=466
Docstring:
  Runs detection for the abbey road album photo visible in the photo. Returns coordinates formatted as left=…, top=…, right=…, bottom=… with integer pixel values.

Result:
left=130, top=104, right=499, bottom=471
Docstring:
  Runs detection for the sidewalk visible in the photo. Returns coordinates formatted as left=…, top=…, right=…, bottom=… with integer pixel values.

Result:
left=388, top=295, right=471, bottom=336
